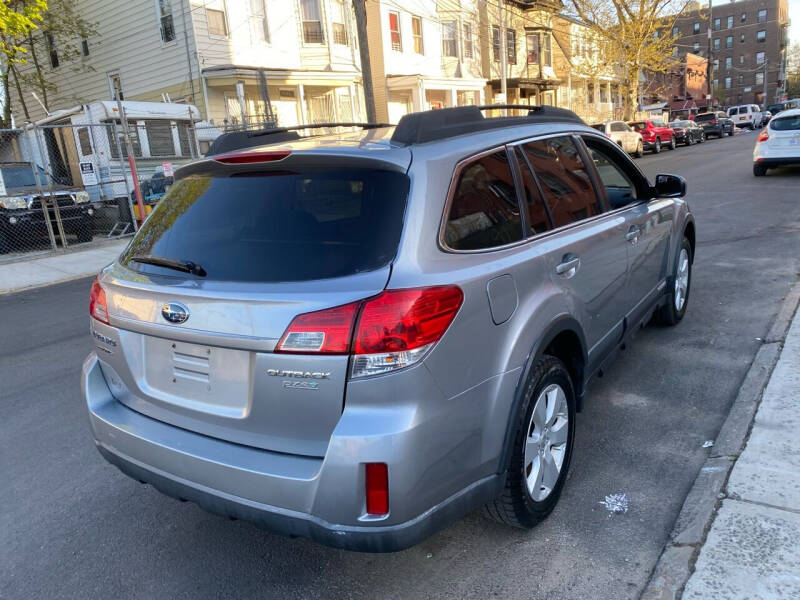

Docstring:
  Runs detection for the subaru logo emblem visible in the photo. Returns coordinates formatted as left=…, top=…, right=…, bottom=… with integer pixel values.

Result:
left=161, top=302, right=189, bottom=324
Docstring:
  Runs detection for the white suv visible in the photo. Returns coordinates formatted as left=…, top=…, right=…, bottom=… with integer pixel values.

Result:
left=728, top=104, right=763, bottom=129
left=591, top=121, right=644, bottom=157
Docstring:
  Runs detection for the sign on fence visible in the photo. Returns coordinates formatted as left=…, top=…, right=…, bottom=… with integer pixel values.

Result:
left=79, top=162, right=98, bottom=185
left=161, top=162, right=174, bottom=177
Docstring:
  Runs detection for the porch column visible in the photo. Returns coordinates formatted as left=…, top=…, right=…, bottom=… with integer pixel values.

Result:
left=349, top=84, right=358, bottom=121
left=236, top=80, right=248, bottom=127
left=298, top=83, right=307, bottom=125
left=450, top=88, right=458, bottom=107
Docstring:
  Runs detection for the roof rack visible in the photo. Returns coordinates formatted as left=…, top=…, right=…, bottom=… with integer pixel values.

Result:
left=205, top=122, right=392, bottom=156
left=390, top=104, right=584, bottom=146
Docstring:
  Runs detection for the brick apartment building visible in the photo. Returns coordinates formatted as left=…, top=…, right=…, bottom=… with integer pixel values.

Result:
left=671, top=0, right=789, bottom=107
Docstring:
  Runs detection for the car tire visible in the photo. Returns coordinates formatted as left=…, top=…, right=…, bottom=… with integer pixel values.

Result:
left=634, top=141, right=643, bottom=158
left=668, top=137, right=676, bottom=150
left=484, top=355, right=576, bottom=529
left=653, top=138, right=661, bottom=153
left=699, top=133, right=705, bottom=143
left=753, top=163, right=767, bottom=176
left=728, top=127, right=734, bottom=137
left=654, top=237, right=692, bottom=326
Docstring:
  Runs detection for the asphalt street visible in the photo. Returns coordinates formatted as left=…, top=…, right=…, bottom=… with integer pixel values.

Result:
left=2, top=130, right=799, bottom=600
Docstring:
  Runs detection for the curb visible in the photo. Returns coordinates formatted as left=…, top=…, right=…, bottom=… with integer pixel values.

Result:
left=640, top=279, right=800, bottom=600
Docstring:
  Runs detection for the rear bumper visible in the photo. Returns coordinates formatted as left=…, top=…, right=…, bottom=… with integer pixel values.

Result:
left=83, top=353, right=504, bottom=552
left=753, top=157, right=800, bottom=168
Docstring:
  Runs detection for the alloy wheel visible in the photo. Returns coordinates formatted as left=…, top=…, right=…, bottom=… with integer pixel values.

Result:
left=674, top=248, right=690, bottom=312
left=524, top=384, right=569, bottom=502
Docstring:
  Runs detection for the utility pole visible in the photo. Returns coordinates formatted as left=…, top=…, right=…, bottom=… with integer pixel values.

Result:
left=706, top=0, right=713, bottom=107
left=353, top=0, right=377, bottom=122
left=498, top=0, right=507, bottom=113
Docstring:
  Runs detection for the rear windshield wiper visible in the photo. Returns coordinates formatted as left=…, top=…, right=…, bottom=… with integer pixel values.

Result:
left=130, top=255, right=207, bottom=277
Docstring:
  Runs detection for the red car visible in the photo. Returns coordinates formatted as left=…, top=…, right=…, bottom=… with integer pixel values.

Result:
left=628, top=119, right=676, bottom=153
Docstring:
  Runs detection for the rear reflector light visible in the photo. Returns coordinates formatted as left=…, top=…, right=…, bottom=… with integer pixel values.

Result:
left=276, top=301, right=359, bottom=354
left=757, top=130, right=769, bottom=142
left=710, top=119, right=718, bottom=124
left=365, top=463, right=389, bottom=515
left=274, top=286, right=464, bottom=377
left=213, top=150, right=291, bottom=164
left=89, top=277, right=109, bottom=324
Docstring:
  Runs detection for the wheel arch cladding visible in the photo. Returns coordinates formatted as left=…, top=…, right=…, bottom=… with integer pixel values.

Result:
left=683, top=220, right=696, bottom=263
left=496, top=316, right=587, bottom=474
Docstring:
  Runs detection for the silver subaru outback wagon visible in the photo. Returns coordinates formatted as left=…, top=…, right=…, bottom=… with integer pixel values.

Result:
left=83, top=105, right=695, bottom=552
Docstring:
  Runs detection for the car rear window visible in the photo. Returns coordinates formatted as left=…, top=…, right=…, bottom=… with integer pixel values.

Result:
left=695, top=113, right=714, bottom=122
left=770, top=115, right=800, bottom=131
left=590, top=124, right=605, bottom=132
left=121, top=169, right=409, bottom=283
left=629, top=122, right=646, bottom=131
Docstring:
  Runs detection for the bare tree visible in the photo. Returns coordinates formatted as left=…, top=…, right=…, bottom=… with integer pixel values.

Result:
left=565, top=0, right=695, bottom=119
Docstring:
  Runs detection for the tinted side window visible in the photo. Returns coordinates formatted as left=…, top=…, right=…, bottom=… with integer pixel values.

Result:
left=729, top=107, right=738, bottom=115
left=583, top=139, right=639, bottom=209
left=445, top=150, right=523, bottom=250
left=522, top=136, right=601, bottom=228
left=610, top=122, right=625, bottom=132
left=514, top=148, right=551, bottom=235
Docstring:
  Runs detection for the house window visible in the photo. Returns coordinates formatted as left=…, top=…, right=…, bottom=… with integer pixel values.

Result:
left=755, top=72, right=764, bottom=85
left=542, top=33, right=551, bottom=67
left=693, top=41, right=700, bottom=52
left=738, top=74, right=743, bottom=85
left=693, top=22, right=700, bottom=34
left=492, top=25, right=501, bottom=62
left=81, top=39, right=89, bottom=56
left=713, top=78, right=718, bottom=88
left=713, top=18, right=720, bottom=30
left=599, top=84, right=608, bottom=103
left=408, top=16, right=422, bottom=54
left=300, top=0, right=324, bottom=44
left=442, top=21, right=457, bottom=57
left=726, top=35, right=732, bottom=48
left=725, top=57, right=731, bottom=70
left=331, top=0, right=347, bottom=45
left=741, top=12, right=746, bottom=23
left=740, top=33, right=745, bottom=42
left=756, top=30, right=766, bottom=42
left=713, top=38, right=720, bottom=50
left=713, top=59, right=719, bottom=70
left=388, top=12, right=401, bottom=51
left=756, top=51, right=765, bottom=64
left=46, top=34, right=58, bottom=68
left=727, top=16, right=733, bottom=29
left=740, top=55, right=744, bottom=64
left=587, top=83, right=594, bottom=104
left=672, top=26, right=679, bottom=37
left=158, top=0, right=175, bottom=42
left=206, top=8, right=227, bottom=36
left=462, top=23, right=473, bottom=59
left=758, top=9, right=767, bottom=23
left=248, top=0, right=269, bottom=44
left=506, top=29, right=516, bottom=64
left=527, top=32, right=539, bottom=64
left=724, top=77, right=731, bottom=89
left=109, top=73, right=123, bottom=100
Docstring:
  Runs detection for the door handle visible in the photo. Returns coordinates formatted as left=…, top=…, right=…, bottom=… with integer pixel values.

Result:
left=625, top=227, right=640, bottom=243
left=556, top=256, right=580, bottom=277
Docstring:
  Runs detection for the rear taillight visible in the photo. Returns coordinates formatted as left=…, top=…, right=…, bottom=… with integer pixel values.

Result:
left=710, top=119, right=718, bottom=124
left=365, top=463, right=389, bottom=515
left=757, top=130, right=769, bottom=142
left=275, top=286, right=464, bottom=377
left=89, top=277, right=109, bottom=324
left=276, top=301, right=359, bottom=354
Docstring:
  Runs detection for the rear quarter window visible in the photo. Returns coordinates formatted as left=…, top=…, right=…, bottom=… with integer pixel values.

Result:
left=121, top=168, right=410, bottom=283
left=445, top=150, right=523, bottom=250
left=771, top=115, right=800, bottom=131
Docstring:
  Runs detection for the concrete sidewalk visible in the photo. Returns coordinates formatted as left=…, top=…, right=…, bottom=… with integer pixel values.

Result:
left=682, top=311, right=800, bottom=599
left=0, top=239, right=128, bottom=294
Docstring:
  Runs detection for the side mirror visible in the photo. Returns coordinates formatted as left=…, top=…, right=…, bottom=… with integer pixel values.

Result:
left=654, top=173, right=686, bottom=198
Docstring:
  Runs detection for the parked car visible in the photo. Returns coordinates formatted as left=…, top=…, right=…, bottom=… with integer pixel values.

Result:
left=0, top=162, right=94, bottom=254
left=753, top=108, right=800, bottom=176
left=590, top=120, right=644, bottom=157
left=669, top=120, right=705, bottom=145
left=83, top=105, right=695, bottom=552
left=760, top=110, right=773, bottom=125
left=694, top=112, right=735, bottom=138
left=728, top=104, right=763, bottom=129
left=628, top=119, right=676, bottom=153
left=767, top=99, right=800, bottom=116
